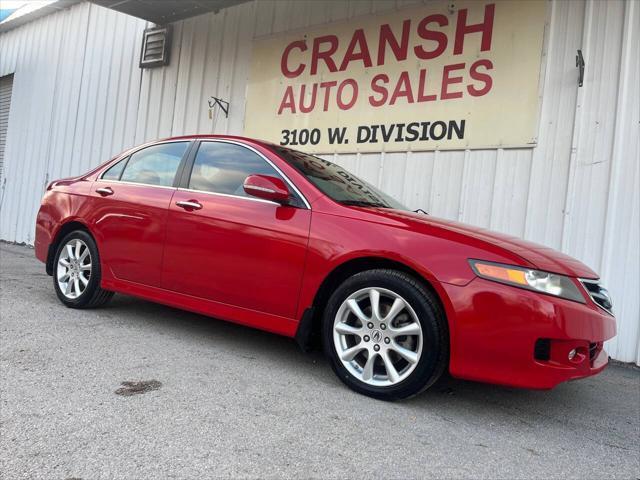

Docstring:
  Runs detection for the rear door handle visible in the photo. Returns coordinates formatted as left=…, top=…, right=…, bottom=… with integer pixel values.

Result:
left=96, top=187, right=114, bottom=196
left=176, top=200, right=202, bottom=210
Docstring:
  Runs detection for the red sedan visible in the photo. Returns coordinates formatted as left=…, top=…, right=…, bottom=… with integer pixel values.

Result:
left=34, top=135, right=616, bottom=400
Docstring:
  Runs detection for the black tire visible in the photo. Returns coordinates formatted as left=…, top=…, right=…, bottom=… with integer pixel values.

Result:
left=52, top=230, right=114, bottom=308
left=322, top=269, right=448, bottom=400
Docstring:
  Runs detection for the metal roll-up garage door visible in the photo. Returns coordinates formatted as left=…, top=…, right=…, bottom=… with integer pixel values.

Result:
left=0, top=74, right=14, bottom=179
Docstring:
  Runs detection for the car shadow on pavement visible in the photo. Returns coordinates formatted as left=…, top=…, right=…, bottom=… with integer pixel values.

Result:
left=99, top=294, right=639, bottom=423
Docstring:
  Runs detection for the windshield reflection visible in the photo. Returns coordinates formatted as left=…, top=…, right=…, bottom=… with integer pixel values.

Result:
left=272, top=146, right=408, bottom=210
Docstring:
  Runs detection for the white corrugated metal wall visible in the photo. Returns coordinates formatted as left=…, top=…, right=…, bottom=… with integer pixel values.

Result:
left=0, top=74, right=14, bottom=179
left=0, top=0, right=638, bottom=363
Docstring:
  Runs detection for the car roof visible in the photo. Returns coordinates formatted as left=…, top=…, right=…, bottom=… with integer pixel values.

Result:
left=155, top=134, right=278, bottom=149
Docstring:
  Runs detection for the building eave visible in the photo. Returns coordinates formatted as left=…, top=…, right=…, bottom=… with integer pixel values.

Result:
left=88, top=0, right=250, bottom=25
left=0, top=0, right=83, bottom=33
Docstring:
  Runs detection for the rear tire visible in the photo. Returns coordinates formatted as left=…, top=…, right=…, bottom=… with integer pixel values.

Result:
left=53, top=230, right=114, bottom=308
left=322, top=269, right=448, bottom=400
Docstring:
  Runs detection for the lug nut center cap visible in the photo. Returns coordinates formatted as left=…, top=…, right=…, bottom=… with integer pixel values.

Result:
left=371, top=329, right=383, bottom=343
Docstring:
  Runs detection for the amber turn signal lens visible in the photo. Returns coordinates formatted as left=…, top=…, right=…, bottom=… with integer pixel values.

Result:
left=474, top=263, right=528, bottom=286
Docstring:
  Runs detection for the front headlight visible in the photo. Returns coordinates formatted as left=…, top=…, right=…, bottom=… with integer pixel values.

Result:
left=468, top=259, right=585, bottom=303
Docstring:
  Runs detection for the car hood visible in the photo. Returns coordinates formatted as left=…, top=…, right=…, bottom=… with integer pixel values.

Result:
left=370, top=209, right=599, bottom=279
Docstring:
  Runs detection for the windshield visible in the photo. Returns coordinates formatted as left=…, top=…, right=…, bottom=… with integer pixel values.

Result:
left=272, top=146, right=408, bottom=210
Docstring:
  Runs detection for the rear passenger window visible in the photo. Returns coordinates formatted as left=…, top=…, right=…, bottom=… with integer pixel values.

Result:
left=120, top=142, right=189, bottom=187
left=101, top=157, right=127, bottom=180
left=188, top=142, right=281, bottom=197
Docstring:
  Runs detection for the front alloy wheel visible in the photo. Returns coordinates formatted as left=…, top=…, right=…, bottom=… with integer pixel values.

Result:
left=333, top=287, right=423, bottom=387
left=323, top=269, right=448, bottom=400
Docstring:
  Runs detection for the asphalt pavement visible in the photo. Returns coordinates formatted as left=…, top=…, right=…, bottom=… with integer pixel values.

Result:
left=1, top=242, right=638, bottom=479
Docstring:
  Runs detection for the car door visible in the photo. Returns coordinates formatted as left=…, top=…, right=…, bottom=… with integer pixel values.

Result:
left=161, top=140, right=311, bottom=319
left=89, top=141, right=191, bottom=287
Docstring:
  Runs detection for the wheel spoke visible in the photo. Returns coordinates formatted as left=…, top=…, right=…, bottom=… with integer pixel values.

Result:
left=58, top=258, right=70, bottom=267
left=79, top=249, right=90, bottom=263
left=390, top=322, right=421, bottom=337
left=66, top=244, right=75, bottom=260
left=380, top=351, right=400, bottom=383
left=74, top=240, right=82, bottom=260
left=74, top=278, right=81, bottom=296
left=79, top=273, right=89, bottom=286
left=361, top=352, right=376, bottom=381
left=369, top=289, right=381, bottom=321
left=65, top=279, right=73, bottom=295
left=58, top=273, right=70, bottom=282
left=346, top=299, right=369, bottom=324
left=390, top=342, right=419, bottom=364
left=340, top=344, right=366, bottom=362
left=335, top=322, right=362, bottom=336
left=80, top=263, right=92, bottom=271
left=385, top=297, right=406, bottom=324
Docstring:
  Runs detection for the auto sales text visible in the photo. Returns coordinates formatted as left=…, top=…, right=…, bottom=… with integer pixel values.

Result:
left=277, top=4, right=495, bottom=114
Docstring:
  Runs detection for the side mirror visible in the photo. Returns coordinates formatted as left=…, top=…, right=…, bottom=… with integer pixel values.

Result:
left=243, top=174, right=291, bottom=204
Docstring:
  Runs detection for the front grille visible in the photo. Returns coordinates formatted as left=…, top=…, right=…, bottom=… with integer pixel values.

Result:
left=579, top=279, right=613, bottom=315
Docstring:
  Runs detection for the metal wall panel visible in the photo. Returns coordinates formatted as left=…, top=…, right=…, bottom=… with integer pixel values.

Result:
left=0, top=74, right=14, bottom=178
left=0, top=0, right=637, bottom=363
left=0, top=3, right=146, bottom=244
left=593, top=0, right=639, bottom=363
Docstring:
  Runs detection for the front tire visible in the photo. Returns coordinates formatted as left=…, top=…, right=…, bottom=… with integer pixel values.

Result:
left=53, top=230, right=114, bottom=308
left=322, top=269, right=448, bottom=400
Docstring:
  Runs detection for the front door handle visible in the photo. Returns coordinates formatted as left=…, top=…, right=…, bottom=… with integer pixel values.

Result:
left=176, top=200, right=202, bottom=210
left=96, top=187, right=114, bottom=196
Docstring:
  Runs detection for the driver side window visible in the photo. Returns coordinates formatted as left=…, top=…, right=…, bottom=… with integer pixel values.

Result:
left=188, top=142, right=282, bottom=197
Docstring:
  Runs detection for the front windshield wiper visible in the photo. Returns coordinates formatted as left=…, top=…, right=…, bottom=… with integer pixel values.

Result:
left=341, top=200, right=388, bottom=208
left=413, top=208, right=428, bottom=215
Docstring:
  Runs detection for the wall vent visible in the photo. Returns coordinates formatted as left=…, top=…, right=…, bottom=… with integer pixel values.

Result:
left=139, top=26, right=172, bottom=68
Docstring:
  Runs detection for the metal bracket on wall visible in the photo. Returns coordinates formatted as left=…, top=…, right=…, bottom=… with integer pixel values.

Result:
left=208, top=97, right=230, bottom=118
left=576, top=50, right=585, bottom=87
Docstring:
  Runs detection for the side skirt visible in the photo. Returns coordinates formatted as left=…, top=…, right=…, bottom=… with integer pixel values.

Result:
left=101, top=278, right=299, bottom=337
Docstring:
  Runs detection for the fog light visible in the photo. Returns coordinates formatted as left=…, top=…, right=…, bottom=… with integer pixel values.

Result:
left=568, top=349, right=577, bottom=361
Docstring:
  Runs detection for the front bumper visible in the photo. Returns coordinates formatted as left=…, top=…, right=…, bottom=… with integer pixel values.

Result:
left=442, top=277, right=616, bottom=389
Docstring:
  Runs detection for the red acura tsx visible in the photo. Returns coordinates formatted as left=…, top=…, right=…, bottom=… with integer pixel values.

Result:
left=35, top=135, right=616, bottom=400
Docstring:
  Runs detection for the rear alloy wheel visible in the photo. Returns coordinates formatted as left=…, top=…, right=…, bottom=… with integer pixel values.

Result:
left=57, top=238, right=92, bottom=299
left=323, top=269, right=448, bottom=400
left=53, top=230, right=114, bottom=308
